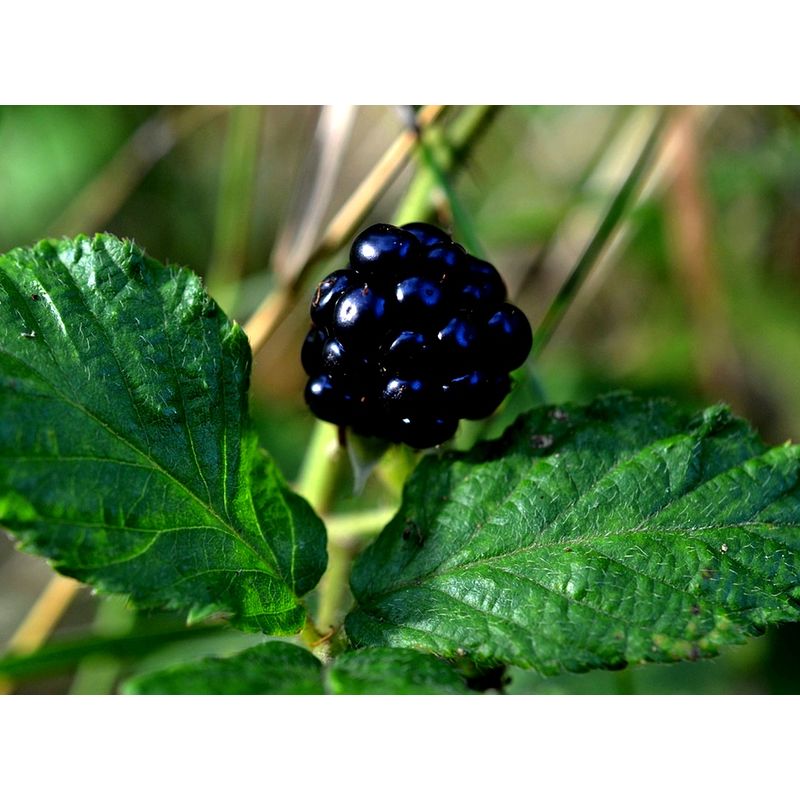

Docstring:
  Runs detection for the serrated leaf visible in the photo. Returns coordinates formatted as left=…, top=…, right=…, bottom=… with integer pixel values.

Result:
left=0, top=235, right=326, bottom=635
left=346, top=394, right=800, bottom=674
left=326, top=647, right=472, bottom=694
left=122, top=641, right=471, bottom=694
left=123, top=641, right=325, bottom=694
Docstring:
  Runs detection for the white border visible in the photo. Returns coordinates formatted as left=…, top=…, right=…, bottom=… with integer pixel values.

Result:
left=1, top=2, right=798, bottom=103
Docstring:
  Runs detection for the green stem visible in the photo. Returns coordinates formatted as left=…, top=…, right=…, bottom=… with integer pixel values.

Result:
left=530, top=109, right=667, bottom=359
left=205, top=105, right=263, bottom=313
left=304, top=107, right=497, bottom=646
left=394, top=106, right=499, bottom=228
left=69, top=595, right=135, bottom=694
left=614, top=667, right=637, bottom=694
left=325, top=506, right=398, bottom=544
left=314, top=539, right=353, bottom=637
left=517, top=106, right=633, bottom=294
left=415, top=129, right=486, bottom=258
left=294, top=421, right=341, bottom=512
left=0, top=624, right=225, bottom=685
left=295, top=421, right=346, bottom=642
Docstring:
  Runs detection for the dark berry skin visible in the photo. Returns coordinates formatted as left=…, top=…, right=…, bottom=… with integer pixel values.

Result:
left=383, top=330, right=435, bottom=372
left=350, top=223, right=421, bottom=278
left=485, top=303, right=533, bottom=371
left=303, top=221, right=532, bottom=447
left=394, top=276, right=448, bottom=323
left=424, top=242, right=466, bottom=281
left=320, top=337, right=369, bottom=375
left=333, top=285, right=391, bottom=347
left=444, top=370, right=511, bottom=420
left=401, top=221, right=451, bottom=248
left=450, top=255, right=507, bottom=309
left=301, top=328, right=326, bottom=376
left=310, top=269, right=357, bottom=329
left=304, top=374, right=360, bottom=426
left=380, top=376, right=443, bottom=418
left=436, top=315, right=484, bottom=370
left=394, top=415, right=459, bottom=449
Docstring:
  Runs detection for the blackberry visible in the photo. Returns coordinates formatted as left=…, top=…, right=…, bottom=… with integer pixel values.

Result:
left=310, top=269, right=355, bottom=327
left=350, top=223, right=420, bottom=278
left=301, top=222, right=532, bottom=449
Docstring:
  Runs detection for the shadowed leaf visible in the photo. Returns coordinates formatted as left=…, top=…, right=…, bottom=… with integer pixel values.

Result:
left=0, top=235, right=326, bottom=635
left=346, top=394, right=800, bottom=674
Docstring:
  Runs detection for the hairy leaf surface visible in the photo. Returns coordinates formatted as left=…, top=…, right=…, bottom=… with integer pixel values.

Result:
left=347, top=394, right=800, bottom=673
left=0, top=235, right=326, bottom=634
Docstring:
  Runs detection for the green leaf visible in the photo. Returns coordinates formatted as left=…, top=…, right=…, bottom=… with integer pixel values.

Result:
left=0, top=235, right=326, bottom=635
left=346, top=394, right=800, bottom=674
left=327, top=647, right=472, bottom=694
left=123, top=642, right=471, bottom=694
left=123, top=641, right=325, bottom=694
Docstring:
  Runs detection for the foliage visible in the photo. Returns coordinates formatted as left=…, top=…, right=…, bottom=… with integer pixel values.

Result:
left=1, top=106, right=800, bottom=694
left=0, top=235, right=325, bottom=634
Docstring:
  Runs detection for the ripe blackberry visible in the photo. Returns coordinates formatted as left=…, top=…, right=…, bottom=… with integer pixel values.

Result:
left=302, top=222, right=532, bottom=449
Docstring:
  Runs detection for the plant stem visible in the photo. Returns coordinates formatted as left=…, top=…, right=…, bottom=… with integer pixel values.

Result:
left=47, top=106, right=225, bottom=237
left=415, top=127, right=486, bottom=258
left=314, top=538, right=353, bottom=638
left=530, top=109, right=667, bottom=359
left=69, top=596, right=135, bottom=695
left=294, top=421, right=347, bottom=645
left=394, top=105, right=499, bottom=228
left=0, top=574, right=81, bottom=694
left=243, top=105, right=445, bottom=355
left=294, top=421, right=341, bottom=511
left=0, top=624, right=226, bottom=685
left=325, top=506, right=398, bottom=545
left=298, top=107, right=496, bottom=648
left=205, top=105, right=264, bottom=313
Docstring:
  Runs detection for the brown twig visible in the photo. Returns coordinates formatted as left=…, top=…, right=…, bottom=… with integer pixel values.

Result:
left=664, top=106, right=752, bottom=411
left=0, top=574, right=81, bottom=694
left=270, top=105, right=357, bottom=285
left=47, top=106, right=226, bottom=237
left=243, top=105, right=445, bottom=355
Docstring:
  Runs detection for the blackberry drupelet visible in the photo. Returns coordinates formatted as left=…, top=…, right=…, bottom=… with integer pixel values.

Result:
left=301, top=222, right=532, bottom=449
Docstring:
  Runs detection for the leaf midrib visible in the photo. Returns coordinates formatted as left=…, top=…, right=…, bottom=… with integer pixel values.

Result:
left=0, top=346, right=282, bottom=579
left=358, top=439, right=798, bottom=605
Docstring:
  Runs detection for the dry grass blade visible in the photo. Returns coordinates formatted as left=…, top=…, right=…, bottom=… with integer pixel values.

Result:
left=531, top=108, right=668, bottom=358
left=664, top=106, right=752, bottom=413
left=0, top=574, right=81, bottom=695
left=393, top=105, right=500, bottom=242
left=205, top=106, right=265, bottom=309
left=47, top=106, right=226, bottom=237
left=244, top=105, right=445, bottom=354
left=308, top=105, right=444, bottom=263
left=271, top=105, right=357, bottom=285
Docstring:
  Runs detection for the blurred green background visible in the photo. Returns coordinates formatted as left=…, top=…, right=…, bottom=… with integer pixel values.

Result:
left=1, top=105, right=799, bottom=693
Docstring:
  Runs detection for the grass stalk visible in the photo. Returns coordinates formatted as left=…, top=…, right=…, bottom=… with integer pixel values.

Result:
left=530, top=109, right=668, bottom=359
left=205, top=106, right=264, bottom=312
left=243, top=105, right=445, bottom=355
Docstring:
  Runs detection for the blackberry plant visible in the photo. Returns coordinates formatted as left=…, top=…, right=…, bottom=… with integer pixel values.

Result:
left=1, top=106, right=799, bottom=702
left=301, top=222, right=532, bottom=448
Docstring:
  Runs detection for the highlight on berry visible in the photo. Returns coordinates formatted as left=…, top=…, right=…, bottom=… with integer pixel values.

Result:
left=301, top=222, right=533, bottom=449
